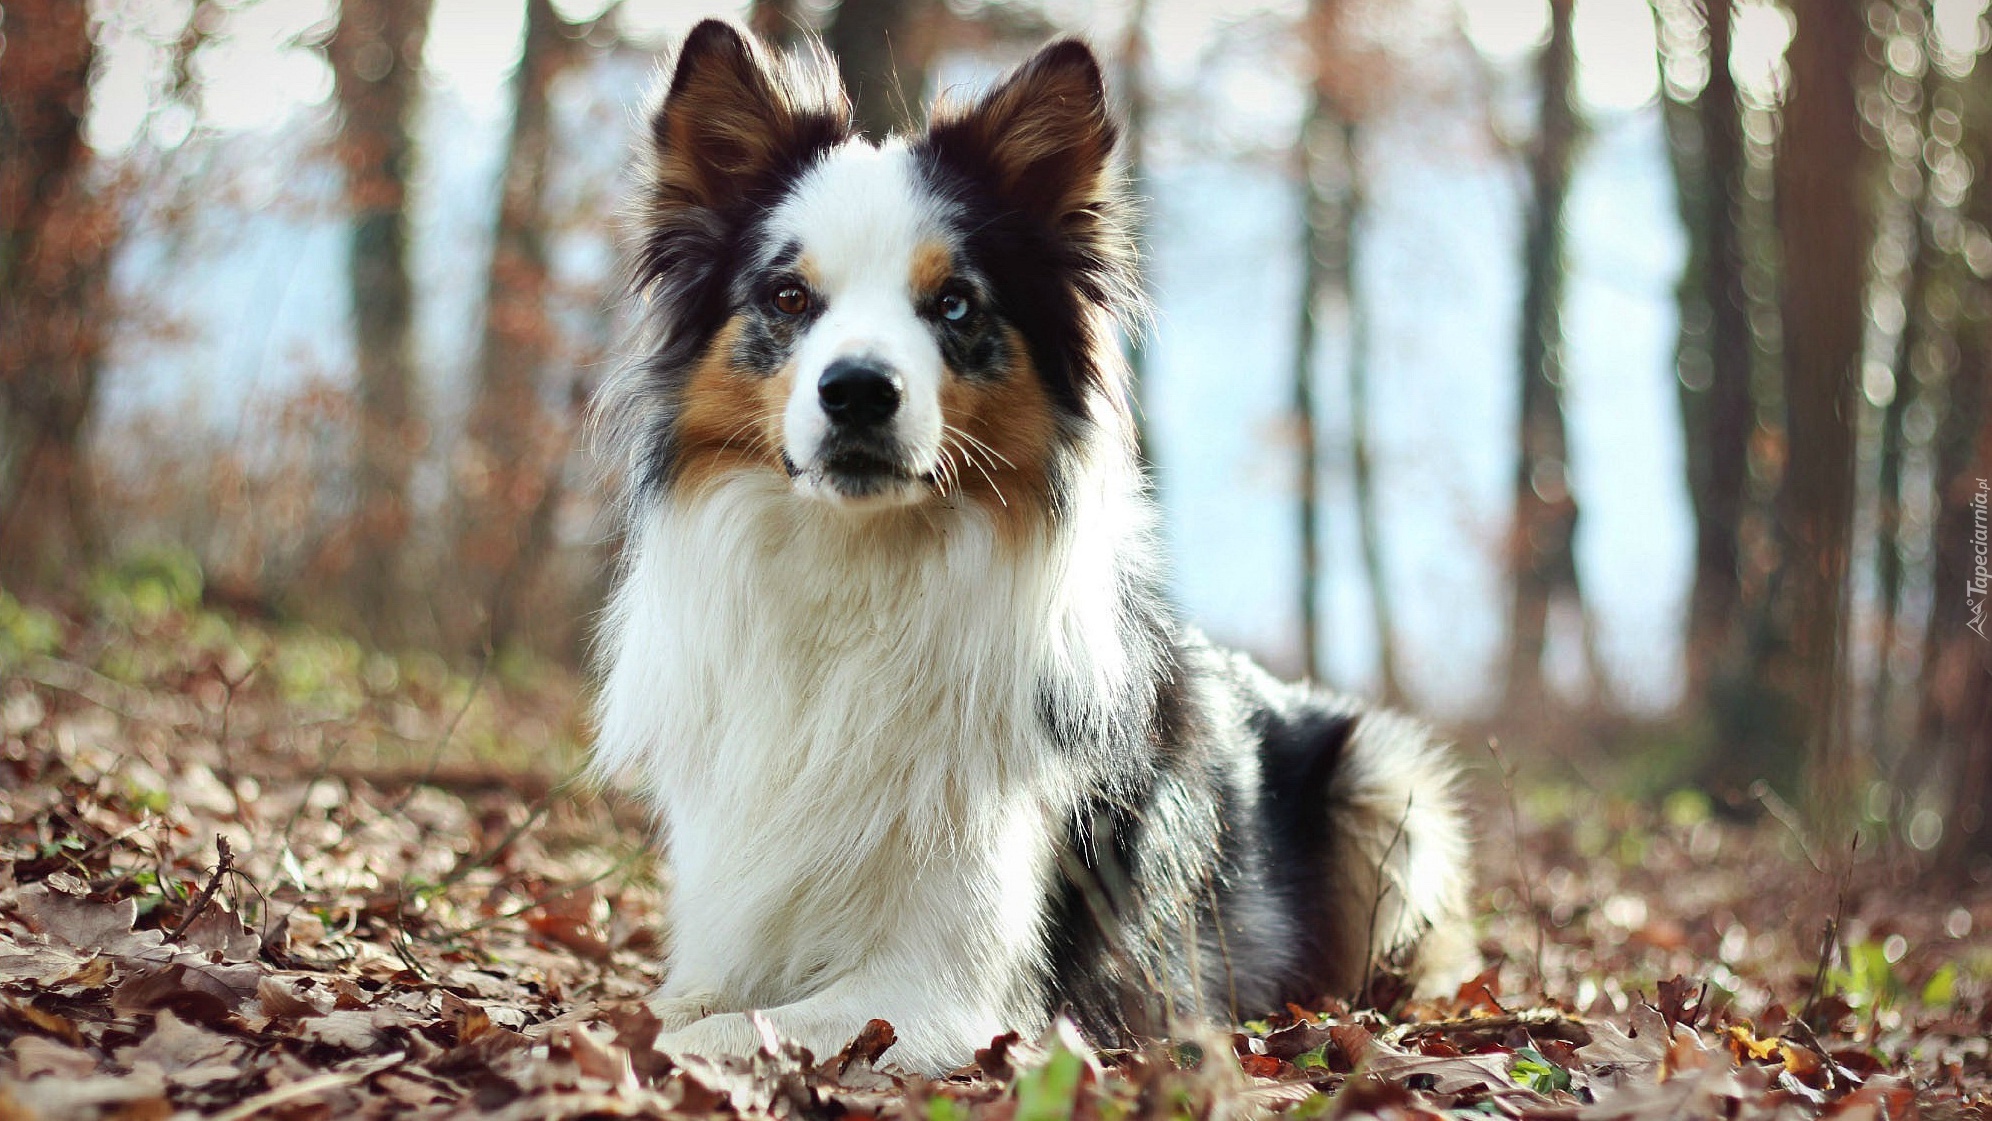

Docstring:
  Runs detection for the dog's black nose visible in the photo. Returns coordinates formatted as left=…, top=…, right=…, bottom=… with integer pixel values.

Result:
left=818, top=360, right=902, bottom=428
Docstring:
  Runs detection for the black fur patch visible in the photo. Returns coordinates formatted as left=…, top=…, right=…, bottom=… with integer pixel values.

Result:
left=912, top=148, right=1108, bottom=422
left=1249, top=693, right=1362, bottom=998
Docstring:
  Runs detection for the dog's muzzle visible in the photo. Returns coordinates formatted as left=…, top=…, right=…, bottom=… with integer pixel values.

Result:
left=797, top=359, right=926, bottom=501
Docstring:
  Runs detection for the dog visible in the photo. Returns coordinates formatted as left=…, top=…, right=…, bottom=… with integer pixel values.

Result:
left=589, top=19, right=1476, bottom=1076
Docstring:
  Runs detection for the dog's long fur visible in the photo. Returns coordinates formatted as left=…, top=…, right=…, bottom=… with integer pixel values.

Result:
left=591, top=21, right=1475, bottom=1076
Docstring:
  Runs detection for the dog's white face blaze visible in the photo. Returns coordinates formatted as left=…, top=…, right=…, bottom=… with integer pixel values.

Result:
left=767, top=141, right=951, bottom=507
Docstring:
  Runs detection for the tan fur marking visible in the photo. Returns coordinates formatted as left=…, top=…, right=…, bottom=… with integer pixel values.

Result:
left=672, top=318, right=790, bottom=496
left=910, top=242, right=954, bottom=297
left=938, top=327, right=1059, bottom=548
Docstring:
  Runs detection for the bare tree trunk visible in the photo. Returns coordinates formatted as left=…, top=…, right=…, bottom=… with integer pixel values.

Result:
left=1771, top=0, right=1870, bottom=819
left=1929, top=54, right=1992, bottom=867
left=749, top=0, right=806, bottom=50
left=1505, top=0, right=1590, bottom=712
left=825, top=0, right=922, bottom=138
left=1118, top=0, right=1154, bottom=471
left=328, top=0, right=434, bottom=642
left=1327, top=116, right=1400, bottom=701
left=1936, top=641, right=1992, bottom=865
left=1872, top=8, right=1939, bottom=757
left=1927, top=339, right=1990, bottom=866
left=1294, top=0, right=1402, bottom=691
left=1291, top=90, right=1329, bottom=684
left=1654, top=0, right=1757, bottom=706
left=448, top=0, right=573, bottom=653
left=0, top=0, right=110, bottom=596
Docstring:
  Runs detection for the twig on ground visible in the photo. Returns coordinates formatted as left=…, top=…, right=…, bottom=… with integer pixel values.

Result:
left=428, top=764, right=589, bottom=896
left=19, top=655, right=203, bottom=728
left=1753, top=781, right=1827, bottom=875
left=1356, top=793, right=1414, bottom=1009
left=276, top=735, right=351, bottom=857
left=65, top=821, right=154, bottom=870
left=1487, top=737, right=1545, bottom=996
left=391, top=880, right=434, bottom=981
left=1053, top=840, right=1172, bottom=1030
left=219, top=865, right=281, bottom=963
left=167, top=834, right=236, bottom=943
left=1207, top=874, right=1242, bottom=1023
left=387, top=651, right=492, bottom=818
left=1389, top=1008, right=1583, bottom=1044
left=1801, top=835, right=1857, bottom=1028
left=423, top=849, right=649, bottom=943
left=210, top=655, right=264, bottom=792
left=207, top=1071, right=365, bottom=1121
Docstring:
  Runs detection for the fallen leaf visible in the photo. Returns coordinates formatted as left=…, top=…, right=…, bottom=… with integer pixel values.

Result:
left=1238, top=1052, right=1286, bottom=1078
left=0, top=999, right=84, bottom=1047
left=832, top=1017, right=898, bottom=1076
left=1260, top=1019, right=1334, bottom=1062
left=255, top=974, right=333, bottom=1019
left=1454, top=965, right=1504, bottom=1014
left=1655, top=975, right=1706, bottom=1030
left=14, top=885, right=145, bottom=956
left=9, top=1034, right=99, bottom=1079
left=296, top=1009, right=387, bottom=1052
left=1724, top=1023, right=1781, bottom=1062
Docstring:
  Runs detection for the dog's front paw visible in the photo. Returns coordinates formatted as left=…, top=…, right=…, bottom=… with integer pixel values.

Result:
left=656, top=1011, right=767, bottom=1062
left=647, top=989, right=729, bottom=1033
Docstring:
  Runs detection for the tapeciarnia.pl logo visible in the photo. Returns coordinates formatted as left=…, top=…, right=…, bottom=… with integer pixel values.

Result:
left=1970, top=477, right=1989, bottom=641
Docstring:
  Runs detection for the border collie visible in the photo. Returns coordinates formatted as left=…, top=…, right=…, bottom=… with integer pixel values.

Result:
left=590, top=20, right=1475, bottom=1076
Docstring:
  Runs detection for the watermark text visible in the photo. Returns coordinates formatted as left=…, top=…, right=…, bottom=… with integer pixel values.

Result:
left=1970, top=477, right=1989, bottom=641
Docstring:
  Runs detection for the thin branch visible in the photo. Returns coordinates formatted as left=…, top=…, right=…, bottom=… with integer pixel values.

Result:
left=1356, top=793, right=1414, bottom=1008
left=167, top=835, right=236, bottom=943
left=386, top=651, right=492, bottom=817
left=1388, top=1008, right=1580, bottom=1044
left=1801, top=835, right=1858, bottom=1028
left=1753, top=780, right=1827, bottom=874
left=1488, top=737, right=1545, bottom=995
left=422, top=849, right=648, bottom=943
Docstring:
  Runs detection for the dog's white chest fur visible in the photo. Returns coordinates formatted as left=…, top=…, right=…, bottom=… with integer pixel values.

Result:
left=594, top=473, right=1132, bottom=1048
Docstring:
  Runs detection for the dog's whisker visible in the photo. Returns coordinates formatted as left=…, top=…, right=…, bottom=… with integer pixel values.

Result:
left=945, top=424, right=1016, bottom=471
left=713, top=409, right=784, bottom=464
left=961, top=447, right=1007, bottom=507
left=932, top=443, right=961, bottom=497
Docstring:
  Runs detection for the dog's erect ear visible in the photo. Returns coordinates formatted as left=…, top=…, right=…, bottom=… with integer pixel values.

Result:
left=647, top=20, right=848, bottom=214
left=926, top=40, right=1118, bottom=226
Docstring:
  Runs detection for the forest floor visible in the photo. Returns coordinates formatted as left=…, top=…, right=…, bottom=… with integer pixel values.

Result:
left=1, top=571, right=1988, bottom=1120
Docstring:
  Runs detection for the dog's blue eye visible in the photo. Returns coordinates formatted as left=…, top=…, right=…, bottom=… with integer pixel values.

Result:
left=940, top=292, right=972, bottom=322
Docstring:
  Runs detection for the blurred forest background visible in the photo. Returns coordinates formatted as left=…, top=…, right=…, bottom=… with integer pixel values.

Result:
left=2, top=0, right=1989, bottom=871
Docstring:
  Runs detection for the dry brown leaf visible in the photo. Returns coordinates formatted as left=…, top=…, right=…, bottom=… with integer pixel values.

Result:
left=255, top=974, right=334, bottom=1020
left=0, top=997, right=85, bottom=1047
left=115, top=1008, right=242, bottom=1071
left=296, top=1009, right=387, bottom=1052
left=9, top=1034, right=100, bottom=1079
left=1259, top=1018, right=1334, bottom=1062
left=176, top=905, right=261, bottom=962
left=831, top=1017, right=898, bottom=1076
left=563, top=1023, right=635, bottom=1087
left=1358, top=1041, right=1515, bottom=1095
left=0, top=1068, right=169, bottom=1119
left=13, top=886, right=145, bottom=956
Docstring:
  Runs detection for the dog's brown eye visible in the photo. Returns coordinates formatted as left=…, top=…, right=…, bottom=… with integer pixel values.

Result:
left=772, top=284, right=811, bottom=316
